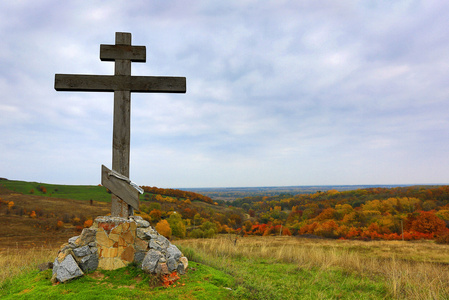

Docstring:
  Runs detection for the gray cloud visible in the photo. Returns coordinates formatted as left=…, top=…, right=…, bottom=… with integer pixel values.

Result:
left=1, top=1, right=449, bottom=187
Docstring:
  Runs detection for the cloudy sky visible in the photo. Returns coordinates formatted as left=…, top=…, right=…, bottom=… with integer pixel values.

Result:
left=1, top=1, right=449, bottom=188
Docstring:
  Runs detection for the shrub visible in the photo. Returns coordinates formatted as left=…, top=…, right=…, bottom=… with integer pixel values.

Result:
left=435, top=230, right=449, bottom=244
left=155, top=220, right=172, bottom=239
left=56, top=220, right=64, bottom=229
left=84, top=219, right=93, bottom=228
left=189, top=229, right=204, bottom=238
left=72, top=217, right=81, bottom=226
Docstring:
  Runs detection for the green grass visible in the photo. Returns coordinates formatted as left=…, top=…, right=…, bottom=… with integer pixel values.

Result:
left=1, top=180, right=111, bottom=202
left=180, top=246, right=387, bottom=300
left=0, top=262, right=235, bottom=300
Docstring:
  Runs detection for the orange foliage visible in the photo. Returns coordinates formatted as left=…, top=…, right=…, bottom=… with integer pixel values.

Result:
left=150, top=209, right=162, bottom=222
left=155, top=220, right=172, bottom=239
left=282, top=227, right=292, bottom=236
left=56, top=220, right=64, bottom=228
left=84, top=219, right=93, bottom=228
left=39, top=186, right=47, bottom=194
left=410, top=211, right=446, bottom=234
left=435, top=229, right=449, bottom=244
left=160, top=271, right=180, bottom=287
left=29, top=211, right=36, bottom=218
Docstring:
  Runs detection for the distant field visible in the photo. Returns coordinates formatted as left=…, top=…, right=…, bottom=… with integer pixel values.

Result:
left=186, top=184, right=415, bottom=201
left=0, top=179, right=111, bottom=202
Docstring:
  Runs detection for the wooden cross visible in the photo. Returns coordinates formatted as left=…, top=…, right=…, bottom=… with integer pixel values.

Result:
left=55, top=32, right=186, bottom=218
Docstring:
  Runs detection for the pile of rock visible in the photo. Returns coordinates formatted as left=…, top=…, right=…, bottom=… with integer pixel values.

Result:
left=51, top=215, right=188, bottom=283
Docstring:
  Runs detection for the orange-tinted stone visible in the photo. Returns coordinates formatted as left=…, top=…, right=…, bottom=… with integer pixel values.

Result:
left=101, top=247, right=118, bottom=258
left=98, top=257, right=125, bottom=270
left=109, top=233, right=120, bottom=243
left=121, top=245, right=135, bottom=262
left=111, top=223, right=123, bottom=234
left=96, top=229, right=114, bottom=247
left=118, top=236, right=127, bottom=247
left=122, top=222, right=130, bottom=232
left=122, top=230, right=134, bottom=244
left=98, top=222, right=115, bottom=232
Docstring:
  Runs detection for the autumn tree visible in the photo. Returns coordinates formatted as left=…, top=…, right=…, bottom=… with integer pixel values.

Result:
left=167, top=213, right=186, bottom=238
left=155, top=220, right=172, bottom=239
left=149, top=209, right=162, bottom=223
left=410, top=211, right=446, bottom=234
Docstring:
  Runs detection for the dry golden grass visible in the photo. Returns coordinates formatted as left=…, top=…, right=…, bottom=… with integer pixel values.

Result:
left=0, top=245, right=58, bottom=284
left=176, top=236, right=449, bottom=300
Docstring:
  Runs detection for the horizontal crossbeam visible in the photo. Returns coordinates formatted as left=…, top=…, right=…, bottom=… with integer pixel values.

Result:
left=55, top=74, right=186, bottom=93
left=100, top=44, right=146, bottom=62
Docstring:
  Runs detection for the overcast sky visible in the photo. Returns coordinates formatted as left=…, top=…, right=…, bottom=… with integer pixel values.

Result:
left=1, top=1, right=449, bottom=188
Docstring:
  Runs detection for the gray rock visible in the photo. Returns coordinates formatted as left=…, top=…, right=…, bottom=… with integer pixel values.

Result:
left=89, top=246, right=98, bottom=254
left=167, top=257, right=177, bottom=272
left=149, top=235, right=170, bottom=252
left=136, top=227, right=159, bottom=240
left=179, top=257, right=188, bottom=270
left=73, top=245, right=91, bottom=257
left=134, top=251, right=146, bottom=265
left=177, top=261, right=185, bottom=275
left=68, top=236, right=79, bottom=247
left=78, top=228, right=97, bottom=245
left=88, top=242, right=96, bottom=247
left=131, top=215, right=143, bottom=221
left=167, top=244, right=182, bottom=261
left=79, top=253, right=98, bottom=273
left=141, top=249, right=162, bottom=274
left=52, top=254, right=84, bottom=283
left=130, top=216, right=150, bottom=228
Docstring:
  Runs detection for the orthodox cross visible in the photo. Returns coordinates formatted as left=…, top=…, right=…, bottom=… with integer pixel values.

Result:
left=55, top=32, right=186, bottom=218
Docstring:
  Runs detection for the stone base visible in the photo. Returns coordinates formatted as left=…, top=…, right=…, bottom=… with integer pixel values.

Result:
left=52, top=216, right=188, bottom=283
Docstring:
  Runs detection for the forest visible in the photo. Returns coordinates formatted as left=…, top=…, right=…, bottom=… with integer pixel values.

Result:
left=1, top=180, right=449, bottom=244
left=135, top=185, right=449, bottom=244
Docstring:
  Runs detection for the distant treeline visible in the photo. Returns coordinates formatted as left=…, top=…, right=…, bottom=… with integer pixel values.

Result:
left=228, top=185, right=449, bottom=242
left=141, top=186, right=213, bottom=204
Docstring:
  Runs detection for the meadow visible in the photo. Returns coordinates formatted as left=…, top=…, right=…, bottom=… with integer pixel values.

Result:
left=1, top=235, right=448, bottom=299
left=1, top=180, right=448, bottom=299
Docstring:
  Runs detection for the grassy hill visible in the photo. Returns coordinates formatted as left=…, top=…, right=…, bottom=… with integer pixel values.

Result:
left=1, top=180, right=449, bottom=299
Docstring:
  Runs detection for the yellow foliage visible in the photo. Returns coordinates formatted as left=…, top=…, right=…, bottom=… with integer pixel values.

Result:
left=335, top=204, right=353, bottom=214
left=327, top=189, right=340, bottom=195
left=155, top=220, right=172, bottom=239
left=436, top=210, right=449, bottom=221
left=363, top=210, right=381, bottom=216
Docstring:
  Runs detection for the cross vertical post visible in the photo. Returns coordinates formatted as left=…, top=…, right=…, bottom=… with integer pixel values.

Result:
left=111, top=32, right=132, bottom=217
left=54, top=32, right=186, bottom=218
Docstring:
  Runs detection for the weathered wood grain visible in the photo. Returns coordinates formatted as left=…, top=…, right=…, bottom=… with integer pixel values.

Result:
left=100, top=45, right=146, bottom=62
left=55, top=32, right=186, bottom=218
left=54, top=74, right=186, bottom=93
left=101, top=165, right=139, bottom=210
